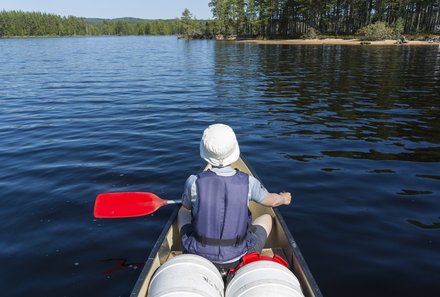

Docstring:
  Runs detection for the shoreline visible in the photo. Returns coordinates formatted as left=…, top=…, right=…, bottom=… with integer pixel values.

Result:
left=238, top=38, right=440, bottom=46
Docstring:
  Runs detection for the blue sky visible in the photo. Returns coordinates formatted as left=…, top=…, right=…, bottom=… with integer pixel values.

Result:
left=0, top=0, right=213, bottom=19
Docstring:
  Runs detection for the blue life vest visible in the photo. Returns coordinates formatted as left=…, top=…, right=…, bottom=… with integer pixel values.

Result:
left=182, top=170, right=252, bottom=262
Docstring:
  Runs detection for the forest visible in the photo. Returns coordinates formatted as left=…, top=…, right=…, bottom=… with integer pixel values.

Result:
left=0, top=10, right=211, bottom=37
left=208, top=0, right=440, bottom=37
left=2, top=1, right=440, bottom=39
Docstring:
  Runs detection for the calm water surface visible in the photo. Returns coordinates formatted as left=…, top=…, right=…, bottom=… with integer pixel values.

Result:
left=0, top=36, right=439, bottom=297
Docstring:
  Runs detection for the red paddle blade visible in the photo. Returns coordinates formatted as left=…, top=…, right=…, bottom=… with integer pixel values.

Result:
left=94, top=192, right=167, bottom=218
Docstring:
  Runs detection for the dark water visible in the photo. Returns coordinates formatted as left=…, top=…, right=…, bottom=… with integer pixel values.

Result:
left=0, top=36, right=439, bottom=297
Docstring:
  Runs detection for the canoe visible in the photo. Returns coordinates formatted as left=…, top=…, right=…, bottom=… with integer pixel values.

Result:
left=130, top=156, right=323, bottom=297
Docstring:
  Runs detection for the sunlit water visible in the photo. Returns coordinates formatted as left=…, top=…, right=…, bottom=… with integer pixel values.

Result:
left=0, top=36, right=439, bottom=297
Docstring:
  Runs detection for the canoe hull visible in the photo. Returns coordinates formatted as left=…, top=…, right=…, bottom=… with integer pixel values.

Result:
left=130, top=156, right=322, bottom=297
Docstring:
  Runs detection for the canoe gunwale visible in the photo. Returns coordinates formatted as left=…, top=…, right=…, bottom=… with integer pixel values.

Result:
left=129, top=206, right=179, bottom=297
left=240, top=155, right=323, bottom=297
left=273, top=207, right=323, bottom=297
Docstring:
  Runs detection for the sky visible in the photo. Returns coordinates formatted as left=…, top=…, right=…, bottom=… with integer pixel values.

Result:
left=0, top=0, right=213, bottom=19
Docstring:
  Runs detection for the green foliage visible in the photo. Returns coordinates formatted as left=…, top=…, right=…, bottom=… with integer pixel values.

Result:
left=4, top=0, right=440, bottom=40
left=0, top=10, right=213, bottom=37
left=179, top=8, right=199, bottom=37
left=356, top=22, right=396, bottom=41
left=209, top=0, right=253, bottom=35
left=393, top=18, right=405, bottom=37
left=302, top=28, right=319, bottom=39
left=208, top=0, right=440, bottom=39
left=0, top=10, right=87, bottom=37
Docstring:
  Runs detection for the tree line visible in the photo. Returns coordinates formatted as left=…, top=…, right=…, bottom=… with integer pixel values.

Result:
left=0, top=10, right=211, bottom=37
left=3, top=3, right=440, bottom=40
left=208, top=0, right=440, bottom=37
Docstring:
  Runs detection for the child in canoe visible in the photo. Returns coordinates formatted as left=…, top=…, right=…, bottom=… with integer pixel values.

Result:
left=178, top=123, right=291, bottom=266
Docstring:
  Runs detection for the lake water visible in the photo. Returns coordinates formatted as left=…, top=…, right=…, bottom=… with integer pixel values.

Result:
left=0, top=36, right=439, bottom=297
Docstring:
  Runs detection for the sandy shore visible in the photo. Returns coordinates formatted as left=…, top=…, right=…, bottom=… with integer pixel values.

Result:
left=239, top=38, right=440, bottom=46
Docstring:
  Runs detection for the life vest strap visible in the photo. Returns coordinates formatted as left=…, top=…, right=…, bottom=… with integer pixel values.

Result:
left=194, top=232, right=246, bottom=246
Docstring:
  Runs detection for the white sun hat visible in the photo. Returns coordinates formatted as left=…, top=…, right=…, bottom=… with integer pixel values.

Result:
left=200, top=124, right=240, bottom=167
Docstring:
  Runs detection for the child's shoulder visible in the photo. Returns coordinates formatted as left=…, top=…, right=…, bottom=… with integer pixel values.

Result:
left=184, top=174, right=198, bottom=187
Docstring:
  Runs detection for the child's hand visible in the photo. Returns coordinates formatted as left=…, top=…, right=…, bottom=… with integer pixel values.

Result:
left=280, top=192, right=291, bottom=205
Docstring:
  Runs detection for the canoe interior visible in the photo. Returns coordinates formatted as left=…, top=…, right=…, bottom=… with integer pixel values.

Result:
left=130, top=157, right=322, bottom=297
